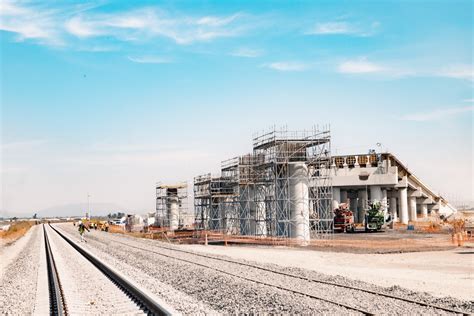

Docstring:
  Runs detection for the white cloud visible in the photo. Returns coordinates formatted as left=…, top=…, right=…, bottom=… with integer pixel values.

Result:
left=437, top=65, right=473, bottom=81
left=263, top=61, right=310, bottom=72
left=338, top=59, right=384, bottom=74
left=307, top=21, right=379, bottom=37
left=0, top=1, right=62, bottom=45
left=400, top=106, right=474, bottom=121
left=0, top=3, right=248, bottom=47
left=127, top=56, right=172, bottom=64
left=65, top=16, right=102, bottom=37
left=230, top=47, right=262, bottom=58
left=63, top=8, right=246, bottom=45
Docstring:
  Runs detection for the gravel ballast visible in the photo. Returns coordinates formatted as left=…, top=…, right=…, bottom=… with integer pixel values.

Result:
left=0, top=225, right=41, bottom=315
left=45, top=225, right=145, bottom=315
left=57, top=223, right=472, bottom=315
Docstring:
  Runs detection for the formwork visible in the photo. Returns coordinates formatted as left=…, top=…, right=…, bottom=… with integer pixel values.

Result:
left=193, top=125, right=333, bottom=242
left=156, top=182, right=188, bottom=229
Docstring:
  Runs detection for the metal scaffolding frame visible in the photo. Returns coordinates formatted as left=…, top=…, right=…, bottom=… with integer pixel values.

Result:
left=156, top=182, right=188, bottom=229
left=193, top=125, right=333, bottom=241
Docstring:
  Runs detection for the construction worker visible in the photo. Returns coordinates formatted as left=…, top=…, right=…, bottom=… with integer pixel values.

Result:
left=78, top=221, right=90, bottom=242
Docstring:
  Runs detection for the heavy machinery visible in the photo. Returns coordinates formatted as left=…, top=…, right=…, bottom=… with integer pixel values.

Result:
left=333, top=203, right=355, bottom=233
left=365, top=201, right=391, bottom=232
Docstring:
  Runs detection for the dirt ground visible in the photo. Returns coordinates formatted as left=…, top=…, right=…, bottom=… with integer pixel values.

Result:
left=180, top=235, right=474, bottom=301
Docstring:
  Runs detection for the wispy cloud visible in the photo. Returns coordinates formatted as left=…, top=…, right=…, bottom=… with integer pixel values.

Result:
left=230, top=47, right=263, bottom=58
left=337, top=58, right=472, bottom=81
left=437, top=65, right=473, bottom=81
left=307, top=21, right=379, bottom=37
left=0, top=1, right=63, bottom=45
left=128, top=56, right=172, bottom=64
left=262, top=61, right=311, bottom=72
left=0, top=2, right=250, bottom=47
left=63, top=8, right=247, bottom=45
left=400, top=106, right=474, bottom=121
left=338, top=59, right=384, bottom=74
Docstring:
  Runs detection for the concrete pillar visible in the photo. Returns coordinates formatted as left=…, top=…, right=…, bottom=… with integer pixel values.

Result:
left=289, top=163, right=310, bottom=245
left=333, top=187, right=341, bottom=210
left=168, top=196, right=179, bottom=230
left=399, top=188, right=409, bottom=224
left=358, top=190, right=368, bottom=224
left=427, top=204, right=435, bottom=216
left=390, top=197, right=398, bottom=222
left=382, top=189, right=388, bottom=216
left=370, top=185, right=383, bottom=201
left=408, top=196, right=417, bottom=222
left=420, top=204, right=428, bottom=218
left=340, top=190, right=348, bottom=204
left=254, top=188, right=267, bottom=236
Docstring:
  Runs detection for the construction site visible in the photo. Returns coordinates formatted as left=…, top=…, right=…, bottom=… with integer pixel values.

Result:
left=149, top=125, right=467, bottom=252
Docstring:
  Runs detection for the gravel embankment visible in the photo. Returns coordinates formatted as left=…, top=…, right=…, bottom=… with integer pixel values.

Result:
left=0, top=225, right=41, bottom=315
left=57, top=224, right=355, bottom=314
left=45, top=225, right=145, bottom=315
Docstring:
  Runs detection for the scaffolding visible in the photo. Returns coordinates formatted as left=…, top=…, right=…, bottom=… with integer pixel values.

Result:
left=156, top=182, right=188, bottom=229
left=251, top=125, right=333, bottom=239
left=193, top=125, right=333, bottom=241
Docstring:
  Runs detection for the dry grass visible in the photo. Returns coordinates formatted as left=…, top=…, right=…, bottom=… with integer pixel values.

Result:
left=0, top=221, right=36, bottom=243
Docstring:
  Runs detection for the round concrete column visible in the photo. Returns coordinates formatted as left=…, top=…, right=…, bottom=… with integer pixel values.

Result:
left=370, top=185, right=383, bottom=201
left=289, top=163, right=310, bottom=245
left=420, top=204, right=428, bottom=218
left=357, top=190, right=368, bottom=224
left=398, top=188, right=409, bottom=224
left=408, top=196, right=417, bottom=222
left=333, top=187, right=341, bottom=210
left=340, top=190, right=348, bottom=204
left=390, top=197, right=398, bottom=222
left=168, top=196, right=179, bottom=230
left=382, top=189, right=388, bottom=216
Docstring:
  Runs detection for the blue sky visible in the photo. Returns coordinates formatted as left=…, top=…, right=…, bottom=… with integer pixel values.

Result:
left=1, top=0, right=472, bottom=215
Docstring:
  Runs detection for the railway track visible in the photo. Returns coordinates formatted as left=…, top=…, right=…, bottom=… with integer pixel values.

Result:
left=44, top=224, right=173, bottom=316
left=99, top=233, right=470, bottom=316
left=43, top=224, right=67, bottom=315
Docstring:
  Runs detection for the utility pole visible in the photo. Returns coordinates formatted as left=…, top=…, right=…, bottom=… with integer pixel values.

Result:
left=87, top=193, right=91, bottom=219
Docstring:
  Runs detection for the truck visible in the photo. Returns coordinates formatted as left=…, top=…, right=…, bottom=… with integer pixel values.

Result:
left=333, top=203, right=355, bottom=233
left=365, top=201, right=392, bottom=232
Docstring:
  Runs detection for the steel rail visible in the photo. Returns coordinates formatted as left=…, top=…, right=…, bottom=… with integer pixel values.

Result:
left=47, top=224, right=172, bottom=316
left=43, top=224, right=67, bottom=316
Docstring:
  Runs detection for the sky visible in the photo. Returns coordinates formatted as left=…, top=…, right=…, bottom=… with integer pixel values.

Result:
left=0, top=0, right=473, bottom=216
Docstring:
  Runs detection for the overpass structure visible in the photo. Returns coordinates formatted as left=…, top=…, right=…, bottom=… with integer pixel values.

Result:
left=330, top=152, right=456, bottom=224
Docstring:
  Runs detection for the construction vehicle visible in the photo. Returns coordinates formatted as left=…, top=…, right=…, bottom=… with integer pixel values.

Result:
left=365, top=201, right=391, bottom=232
left=333, top=203, right=355, bottom=233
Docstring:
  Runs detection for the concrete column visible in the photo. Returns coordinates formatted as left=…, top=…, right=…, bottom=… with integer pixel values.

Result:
left=332, top=187, right=341, bottom=210
left=370, top=185, right=383, bottom=201
left=408, top=196, right=417, bottom=222
left=390, top=197, right=398, bottom=222
left=420, top=204, right=428, bottom=218
left=382, top=189, right=388, bottom=216
left=340, top=190, right=348, bottom=204
left=398, top=188, right=409, bottom=224
left=168, top=196, right=179, bottom=230
left=358, top=190, right=368, bottom=224
left=289, top=163, right=310, bottom=245
left=427, top=204, right=435, bottom=216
